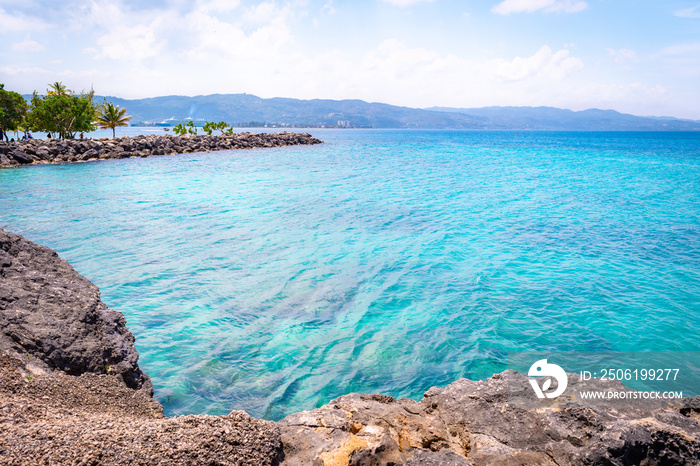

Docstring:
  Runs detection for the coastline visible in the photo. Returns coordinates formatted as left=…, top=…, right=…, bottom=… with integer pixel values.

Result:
left=0, top=132, right=323, bottom=168
left=1, top=228, right=698, bottom=464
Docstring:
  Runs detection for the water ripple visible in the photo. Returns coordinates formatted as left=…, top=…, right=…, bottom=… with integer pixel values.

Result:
left=1, top=130, right=699, bottom=420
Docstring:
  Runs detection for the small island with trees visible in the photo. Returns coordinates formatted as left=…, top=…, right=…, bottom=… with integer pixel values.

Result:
left=0, top=82, right=322, bottom=168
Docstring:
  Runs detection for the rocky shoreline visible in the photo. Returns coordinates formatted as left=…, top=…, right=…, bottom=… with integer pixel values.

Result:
left=0, top=132, right=323, bottom=168
left=1, top=228, right=699, bottom=465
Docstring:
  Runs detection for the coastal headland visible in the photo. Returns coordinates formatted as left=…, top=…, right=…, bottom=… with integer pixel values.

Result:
left=1, top=228, right=699, bottom=464
left=0, top=132, right=323, bottom=168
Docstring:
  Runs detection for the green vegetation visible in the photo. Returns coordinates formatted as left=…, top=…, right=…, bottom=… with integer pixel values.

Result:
left=0, top=84, right=28, bottom=141
left=96, top=102, right=131, bottom=138
left=202, top=121, right=230, bottom=135
left=0, top=83, right=135, bottom=141
left=0, top=82, right=137, bottom=140
left=172, top=122, right=186, bottom=135
left=27, top=85, right=98, bottom=139
left=172, top=120, right=235, bottom=137
left=172, top=120, right=202, bottom=136
left=47, top=81, right=68, bottom=96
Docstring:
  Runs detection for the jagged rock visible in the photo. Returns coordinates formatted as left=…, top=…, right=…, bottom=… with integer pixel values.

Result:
left=0, top=228, right=152, bottom=393
left=279, top=371, right=700, bottom=465
left=0, top=132, right=323, bottom=168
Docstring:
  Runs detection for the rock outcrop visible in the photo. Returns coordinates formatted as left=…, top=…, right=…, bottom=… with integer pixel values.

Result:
left=0, top=355, right=282, bottom=465
left=1, top=228, right=699, bottom=465
left=0, top=229, right=282, bottom=465
left=0, top=229, right=152, bottom=393
left=280, top=373, right=700, bottom=465
left=0, top=132, right=322, bottom=168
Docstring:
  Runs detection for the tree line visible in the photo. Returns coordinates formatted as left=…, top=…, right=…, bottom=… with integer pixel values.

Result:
left=0, top=82, right=131, bottom=141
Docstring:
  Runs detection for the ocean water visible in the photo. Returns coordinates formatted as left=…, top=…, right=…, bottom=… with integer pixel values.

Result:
left=1, top=129, right=699, bottom=420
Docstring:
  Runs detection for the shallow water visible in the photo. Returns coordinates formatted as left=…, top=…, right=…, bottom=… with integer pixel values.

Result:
left=1, top=129, right=699, bottom=420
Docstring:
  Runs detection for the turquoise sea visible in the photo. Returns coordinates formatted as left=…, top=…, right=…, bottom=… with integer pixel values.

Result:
left=1, top=129, right=699, bottom=420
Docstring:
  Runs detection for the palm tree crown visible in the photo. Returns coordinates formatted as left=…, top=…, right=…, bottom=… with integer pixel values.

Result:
left=96, top=102, right=131, bottom=138
left=47, top=82, right=68, bottom=96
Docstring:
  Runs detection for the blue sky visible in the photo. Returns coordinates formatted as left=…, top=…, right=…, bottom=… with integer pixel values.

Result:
left=1, top=0, right=699, bottom=118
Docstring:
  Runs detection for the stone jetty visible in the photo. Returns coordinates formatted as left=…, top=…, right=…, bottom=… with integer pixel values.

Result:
left=0, top=132, right=322, bottom=168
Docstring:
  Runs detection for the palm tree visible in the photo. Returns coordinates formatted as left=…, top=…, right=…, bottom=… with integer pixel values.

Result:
left=47, top=82, right=68, bottom=96
left=96, top=102, right=131, bottom=138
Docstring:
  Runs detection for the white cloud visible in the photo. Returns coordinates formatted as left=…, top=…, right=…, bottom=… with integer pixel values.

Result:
left=12, top=39, right=44, bottom=52
left=242, top=1, right=283, bottom=23
left=95, top=22, right=162, bottom=61
left=492, top=0, right=588, bottom=15
left=0, top=65, right=105, bottom=85
left=277, top=41, right=586, bottom=111
left=323, top=0, right=336, bottom=15
left=82, top=0, right=294, bottom=63
left=650, top=42, right=700, bottom=81
left=658, top=42, right=700, bottom=56
left=380, top=0, right=437, bottom=7
left=0, top=65, right=49, bottom=76
left=0, top=7, right=48, bottom=31
left=491, top=46, right=584, bottom=80
left=674, top=4, right=700, bottom=18
left=607, top=48, right=637, bottom=64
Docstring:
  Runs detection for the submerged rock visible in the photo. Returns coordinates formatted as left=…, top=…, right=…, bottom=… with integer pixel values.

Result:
left=0, top=132, right=323, bottom=168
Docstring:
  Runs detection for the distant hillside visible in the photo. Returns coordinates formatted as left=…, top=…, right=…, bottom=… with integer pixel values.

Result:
left=428, top=106, right=700, bottom=131
left=99, top=94, right=487, bottom=129
left=22, top=93, right=700, bottom=130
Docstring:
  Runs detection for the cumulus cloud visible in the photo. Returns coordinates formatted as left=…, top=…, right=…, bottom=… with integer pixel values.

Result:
left=380, top=0, right=437, bottom=7
left=94, top=21, right=163, bottom=61
left=81, top=0, right=294, bottom=63
left=492, top=0, right=588, bottom=15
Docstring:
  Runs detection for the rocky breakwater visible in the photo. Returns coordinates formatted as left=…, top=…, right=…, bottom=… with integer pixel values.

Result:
left=0, top=132, right=322, bottom=168
left=1, top=229, right=699, bottom=465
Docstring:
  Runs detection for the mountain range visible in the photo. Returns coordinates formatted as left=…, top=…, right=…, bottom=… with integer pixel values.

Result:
left=86, top=94, right=700, bottom=131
